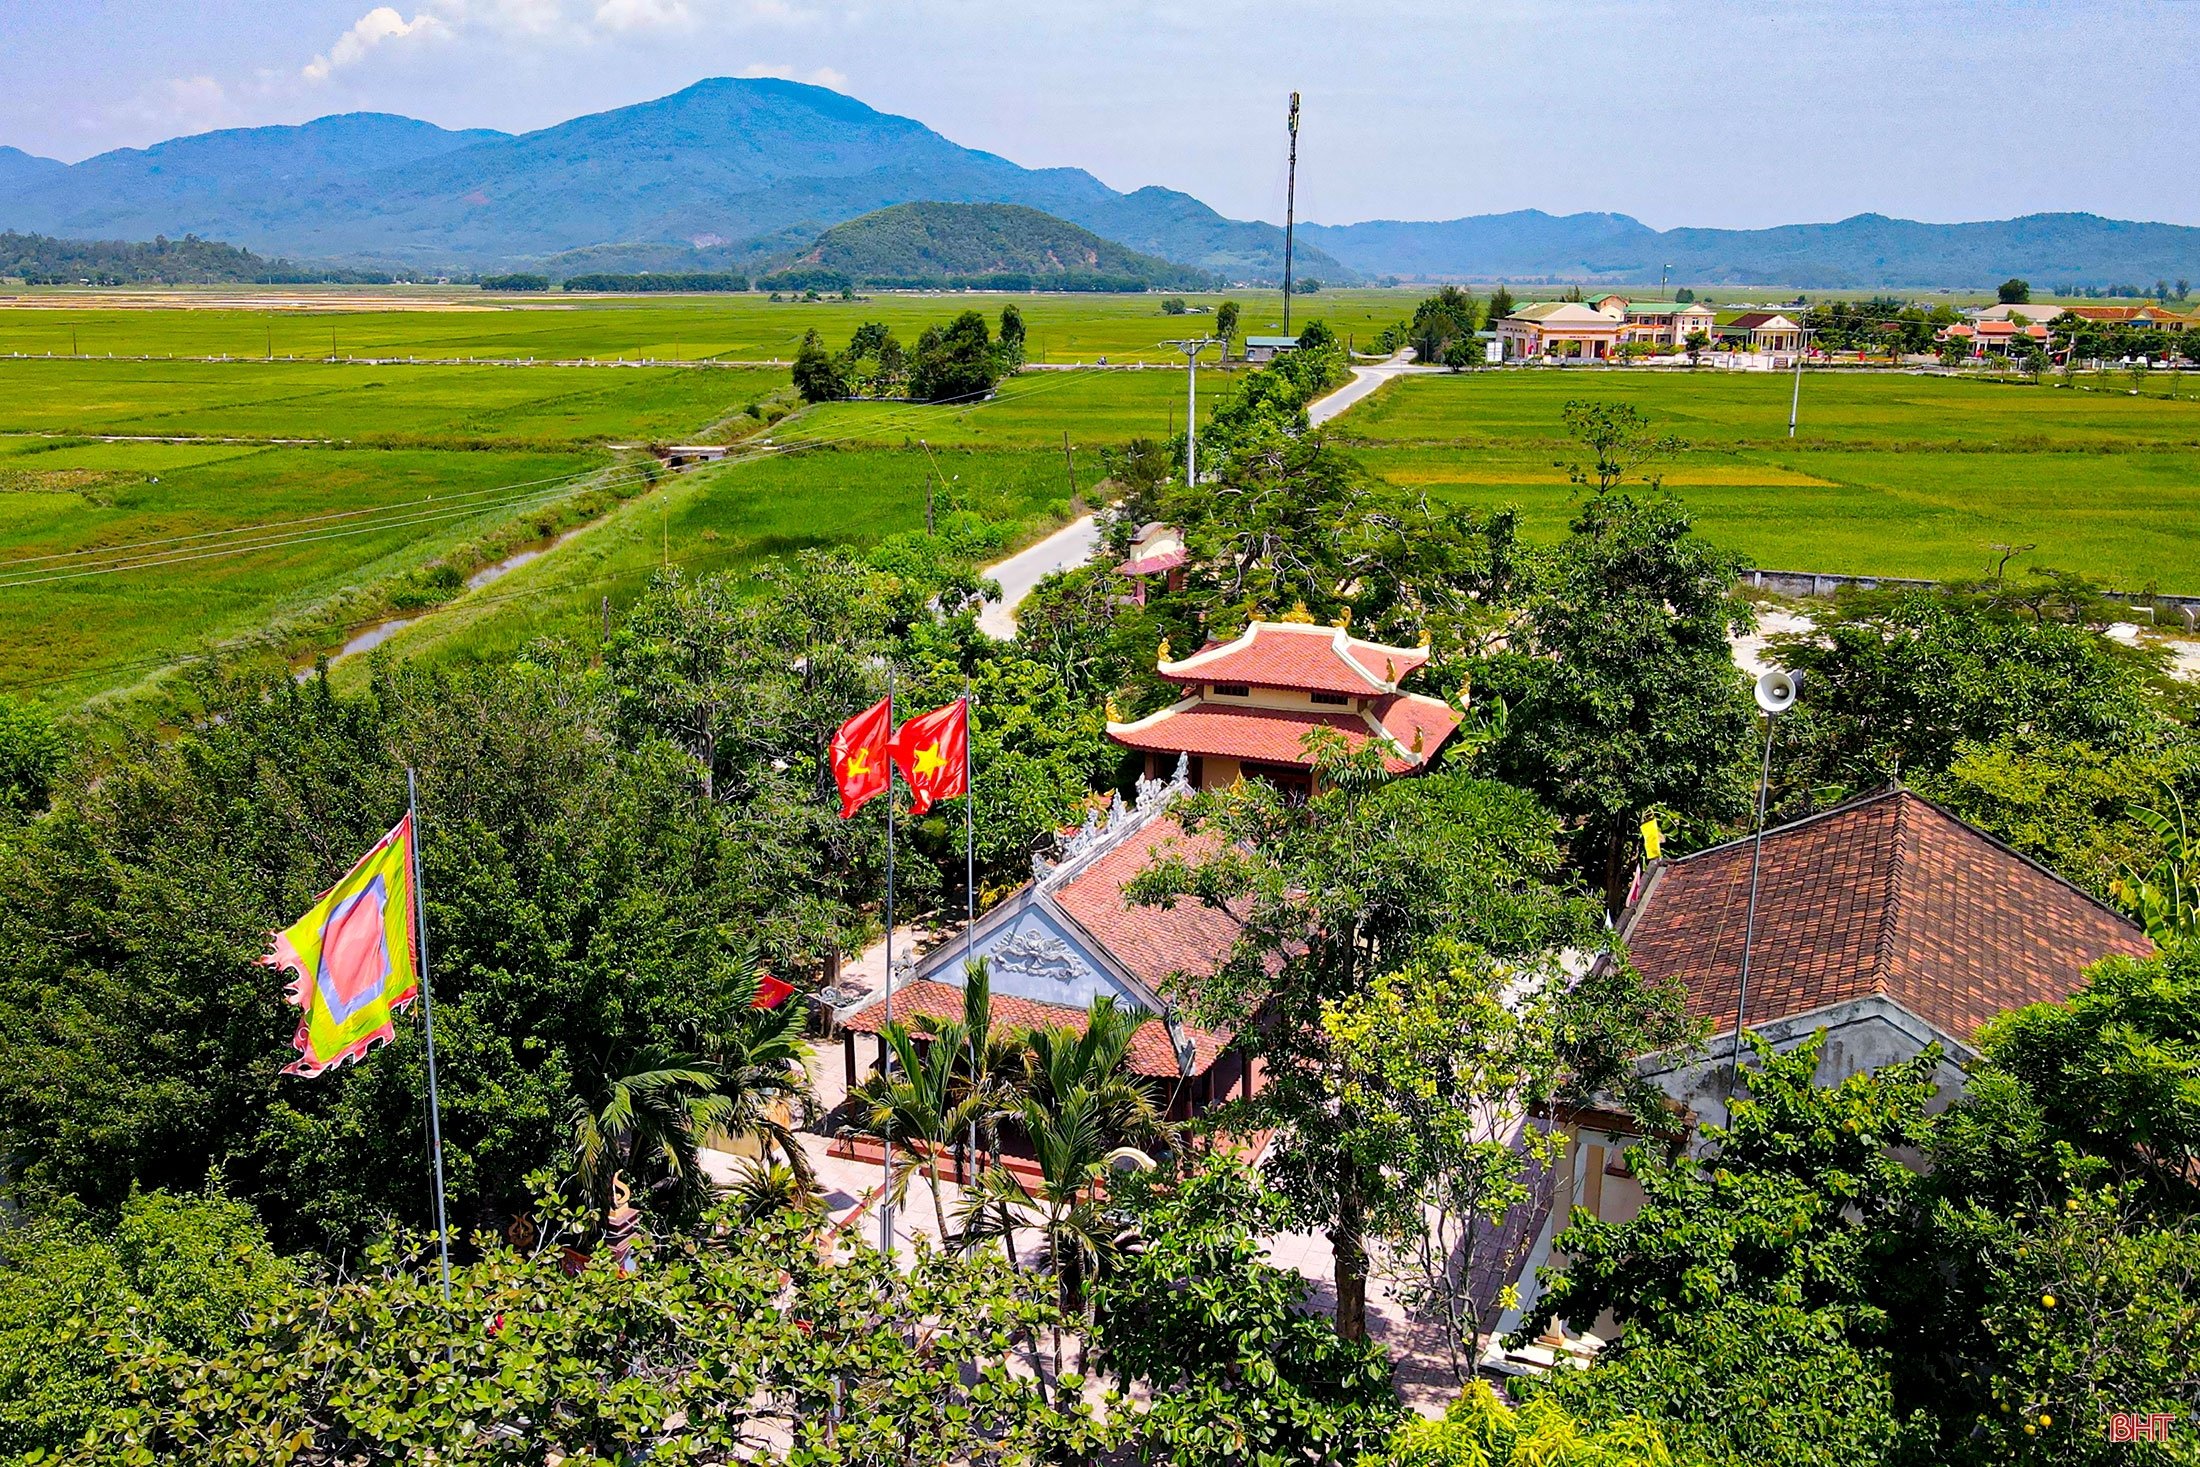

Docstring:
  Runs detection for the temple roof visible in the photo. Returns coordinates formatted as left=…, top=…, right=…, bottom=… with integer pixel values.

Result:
left=839, top=979, right=1228, bottom=1079
left=1620, top=788, right=2151, bottom=1047
left=1108, top=691, right=1459, bottom=773
left=1158, top=620, right=1430, bottom=695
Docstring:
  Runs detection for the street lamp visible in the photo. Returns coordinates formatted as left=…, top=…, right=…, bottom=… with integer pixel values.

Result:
left=1165, top=336, right=1218, bottom=484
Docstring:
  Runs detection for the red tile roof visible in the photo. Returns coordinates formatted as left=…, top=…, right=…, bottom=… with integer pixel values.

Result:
left=1050, top=816, right=1239, bottom=994
left=838, top=979, right=1228, bottom=1079
left=1109, top=695, right=1458, bottom=773
left=1160, top=621, right=1429, bottom=695
left=1621, top=789, right=2152, bottom=1045
left=1111, top=700, right=1375, bottom=767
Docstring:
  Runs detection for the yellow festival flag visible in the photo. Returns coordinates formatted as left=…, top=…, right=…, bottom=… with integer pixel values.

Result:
left=264, top=814, right=422, bottom=1078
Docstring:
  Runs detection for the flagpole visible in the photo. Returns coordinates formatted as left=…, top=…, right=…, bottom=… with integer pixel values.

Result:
left=963, top=684, right=978, bottom=1171
left=407, top=767, right=454, bottom=1308
left=879, top=670, right=896, bottom=1258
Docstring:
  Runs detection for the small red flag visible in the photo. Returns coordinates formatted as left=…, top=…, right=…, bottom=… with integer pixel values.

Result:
left=752, top=973, right=795, bottom=1010
left=890, top=698, right=970, bottom=816
left=831, top=697, right=892, bottom=819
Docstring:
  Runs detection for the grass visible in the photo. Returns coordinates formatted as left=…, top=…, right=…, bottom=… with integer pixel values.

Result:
left=0, top=359, right=787, bottom=447
left=0, top=441, right=612, bottom=705
left=0, top=287, right=1421, bottom=365
left=349, top=445, right=1076, bottom=673
left=1334, top=371, right=2200, bottom=591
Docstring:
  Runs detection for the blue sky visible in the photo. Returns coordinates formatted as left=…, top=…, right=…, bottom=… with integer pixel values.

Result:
left=0, top=0, right=2191, bottom=229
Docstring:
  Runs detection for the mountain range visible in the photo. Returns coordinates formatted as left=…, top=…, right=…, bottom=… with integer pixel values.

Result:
left=0, top=79, right=1343, bottom=283
left=1, top=78, right=2195, bottom=290
left=1304, top=210, right=2200, bottom=290
left=761, top=202, right=1209, bottom=290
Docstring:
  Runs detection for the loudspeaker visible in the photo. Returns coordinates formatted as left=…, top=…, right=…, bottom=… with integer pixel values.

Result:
left=1755, top=668, right=1802, bottom=716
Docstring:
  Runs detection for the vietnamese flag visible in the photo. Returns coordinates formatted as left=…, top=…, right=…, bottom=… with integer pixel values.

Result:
left=831, top=697, right=891, bottom=818
left=751, top=972, right=796, bottom=1010
left=891, top=699, right=970, bottom=815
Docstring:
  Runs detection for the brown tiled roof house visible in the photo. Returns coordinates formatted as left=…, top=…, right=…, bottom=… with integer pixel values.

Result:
left=1482, top=787, right=2151, bottom=1373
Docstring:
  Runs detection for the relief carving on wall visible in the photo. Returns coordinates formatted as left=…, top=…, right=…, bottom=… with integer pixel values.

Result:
left=989, top=929, right=1090, bottom=988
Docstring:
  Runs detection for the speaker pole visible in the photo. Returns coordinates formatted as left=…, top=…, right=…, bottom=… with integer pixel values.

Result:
left=1729, top=669, right=1801, bottom=1105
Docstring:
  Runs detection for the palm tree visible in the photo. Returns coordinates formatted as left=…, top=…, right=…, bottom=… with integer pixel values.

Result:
left=724, top=1158, right=828, bottom=1227
left=959, top=1085, right=1119, bottom=1385
left=1020, top=996, right=1173, bottom=1155
left=567, top=1053, right=733, bottom=1225
left=681, top=963, right=818, bottom=1187
left=850, top=1020, right=987, bottom=1241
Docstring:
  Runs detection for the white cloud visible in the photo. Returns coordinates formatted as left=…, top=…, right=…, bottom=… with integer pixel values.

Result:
left=594, top=0, right=693, bottom=32
left=303, top=8, right=444, bottom=82
left=736, top=61, right=847, bottom=88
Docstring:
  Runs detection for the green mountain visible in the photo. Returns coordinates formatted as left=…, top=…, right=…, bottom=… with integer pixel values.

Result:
left=0, top=79, right=1345, bottom=284
left=1303, top=209, right=2200, bottom=290
left=759, top=202, right=1211, bottom=289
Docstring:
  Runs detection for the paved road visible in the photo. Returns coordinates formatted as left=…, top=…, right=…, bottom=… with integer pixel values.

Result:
left=975, top=353, right=1417, bottom=640
left=976, top=514, right=1104, bottom=639
left=1308, top=349, right=1442, bottom=426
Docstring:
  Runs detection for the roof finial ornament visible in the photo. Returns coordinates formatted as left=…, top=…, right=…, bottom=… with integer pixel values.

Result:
left=1331, top=606, right=1352, bottom=629
left=1281, top=600, right=1315, bottom=624
left=1417, top=628, right=1432, bottom=649
left=1156, top=636, right=1171, bottom=663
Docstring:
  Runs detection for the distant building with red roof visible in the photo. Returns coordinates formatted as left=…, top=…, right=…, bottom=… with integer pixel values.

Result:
left=1116, top=522, right=1189, bottom=600
left=1107, top=618, right=1462, bottom=796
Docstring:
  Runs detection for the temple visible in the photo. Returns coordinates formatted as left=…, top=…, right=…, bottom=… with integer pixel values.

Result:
left=1106, top=618, right=1463, bottom=795
left=834, top=760, right=1257, bottom=1122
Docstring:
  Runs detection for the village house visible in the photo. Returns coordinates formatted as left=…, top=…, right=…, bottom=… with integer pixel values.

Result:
left=1485, top=787, right=2152, bottom=1370
left=1937, top=319, right=2050, bottom=355
left=1494, top=301, right=1623, bottom=361
left=1242, top=334, right=1303, bottom=363
left=1719, top=310, right=1805, bottom=354
left=1600, top=298, right=1719, bottom=348
left=1105, top=617, right=1462, bottom=797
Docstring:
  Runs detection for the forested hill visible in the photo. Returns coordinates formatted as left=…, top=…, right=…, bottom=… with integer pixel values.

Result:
left=0, top=230, right=389, bottom=286
left=762, top=203, right=1213, bottom=290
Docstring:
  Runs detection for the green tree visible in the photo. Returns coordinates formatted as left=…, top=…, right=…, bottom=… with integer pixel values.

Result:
left=1128, top=747, right=1594, bottom=1342
left=1682, top=328, right=1710, bottom=365
left=1480, top=487, right=1755, bottom=912
left=1518, top=1036, right=1939, bottom=1467
left=1090, top=1161, right=1398, bottom=1464
left=2000, top=278, right=2032, bottom=304
left=1325, top=947, right=1696, bottom=1379
left=1556, top=400, right=1687, bottom=495
left=997, top=303, right=1026, bottom=368
left=1214, top=298, right=1240, bottom=355
left=1384, top=1382, right=1694, bottom=1467
left=791, top=326, right=848, bottom=402
left=1160, top=296, right=1188, bottom=315
left=0, top=695, right=62, bottom=819
left=74, top=1204, right=1122, bottom=1466
left=1487, top=284, right=1517, bottom=321
left=0, top=1191, right=296, bottom=1458
left=567, top=1053, right=732, bottom=1227
left=851, top=1020, right=987, bottom=1238
left=910, top=309, right=1004, bottom=403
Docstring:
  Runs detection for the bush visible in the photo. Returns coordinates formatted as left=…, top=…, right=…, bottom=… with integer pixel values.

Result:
left=477, top=273, right=549, bottom=292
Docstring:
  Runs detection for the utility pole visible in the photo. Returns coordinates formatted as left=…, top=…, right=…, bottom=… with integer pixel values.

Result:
left=1061, top=430, right=1078, bottom=510
left=1166, top=337, right=1218, bottom=484
left=1788, top=307, right=1810, bottom=439
left=1661, top=263, right=1671, bottom=296
left=1281, top=92, right=1301, bottom=336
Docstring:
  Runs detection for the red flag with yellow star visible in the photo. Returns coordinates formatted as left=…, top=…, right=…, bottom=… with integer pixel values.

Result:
left=830, top=697, right=892, bottom=818
left=890, top=699, right=969, bottom=815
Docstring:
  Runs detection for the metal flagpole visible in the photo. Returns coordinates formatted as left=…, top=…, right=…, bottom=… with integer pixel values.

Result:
left=879, top=671, right=896, bottom=1256
left=964, top=681, right=978, bottom=1172
left=406, top=767, right=454, bottom=1306
left=1727, top=718, right=1777, bottom=1101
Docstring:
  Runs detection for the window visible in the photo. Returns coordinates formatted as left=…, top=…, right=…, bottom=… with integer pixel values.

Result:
left=1310, top=691, right=1349, bottom=706
left=1213, top=683, right=1249, bottom=698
